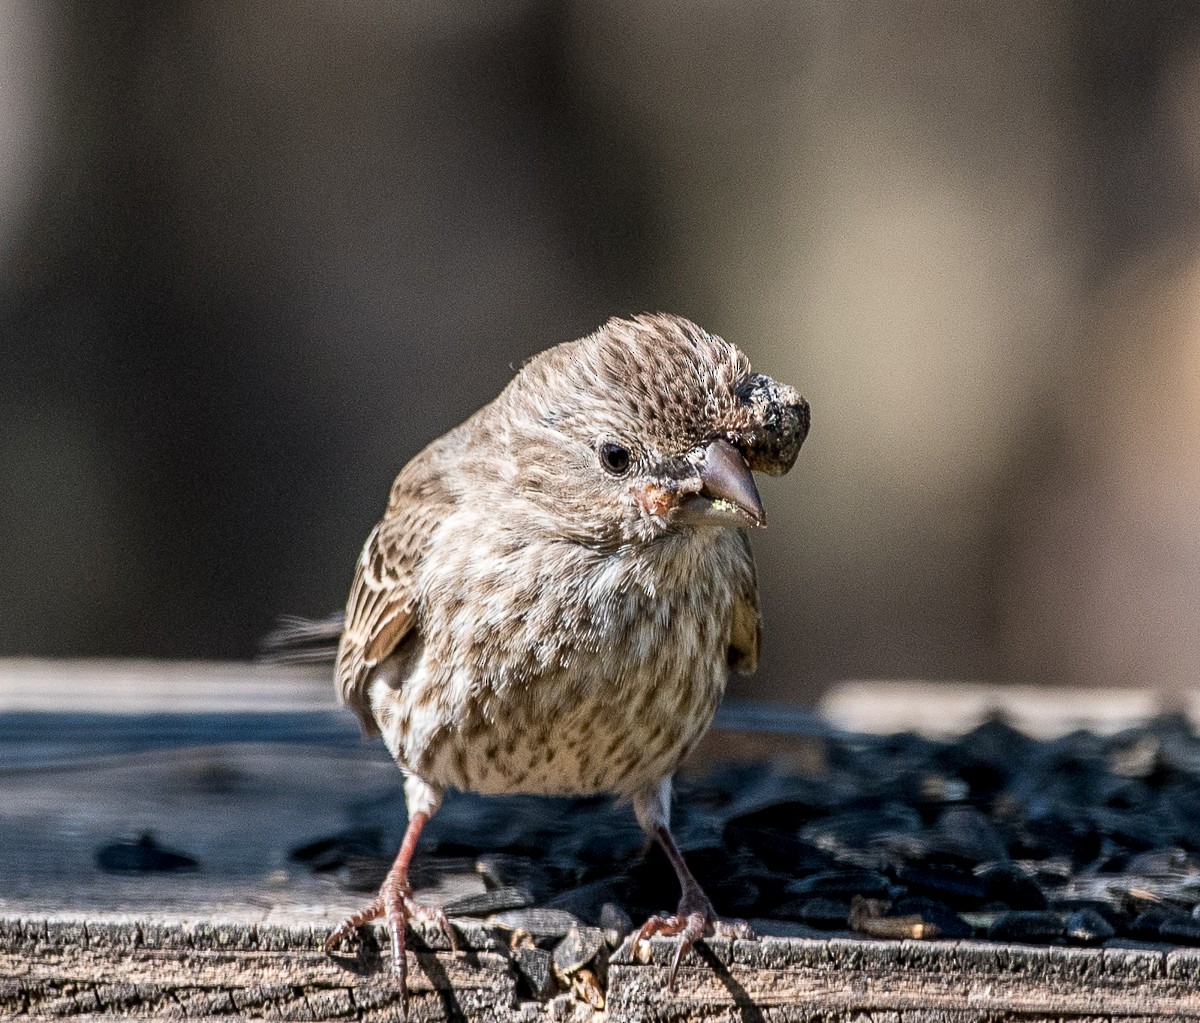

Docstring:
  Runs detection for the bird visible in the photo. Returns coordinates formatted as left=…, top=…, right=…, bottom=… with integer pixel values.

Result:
left=274, top=313, right=809, bottom=998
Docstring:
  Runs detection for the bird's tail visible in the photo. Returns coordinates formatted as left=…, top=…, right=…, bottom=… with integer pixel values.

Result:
left=258, top=612, right=345, bottom=666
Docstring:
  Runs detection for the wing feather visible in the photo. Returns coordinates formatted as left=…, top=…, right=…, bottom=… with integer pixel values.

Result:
left=336, top=458, right=457, bottom=735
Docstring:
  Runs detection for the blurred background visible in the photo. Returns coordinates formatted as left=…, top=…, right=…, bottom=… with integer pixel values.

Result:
left=2, top=1, right=1199, bottom=707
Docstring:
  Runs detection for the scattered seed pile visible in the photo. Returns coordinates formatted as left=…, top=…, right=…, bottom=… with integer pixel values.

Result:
left=291, top=714, right=1200, bottom=965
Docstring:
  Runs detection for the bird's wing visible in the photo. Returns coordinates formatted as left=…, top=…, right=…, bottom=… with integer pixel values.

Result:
left=727, top=530, right=761, bottom=675
left=336, top=463, right=455, bottom=736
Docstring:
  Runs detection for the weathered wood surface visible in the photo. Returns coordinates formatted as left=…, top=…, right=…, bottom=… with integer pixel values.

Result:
left=3, top=659, right=1197, bottom=1021
left=615, top=934, right=1200, bottom=1021
left=3, top=918, right=525, bottom=1022
left=7, top=918, right=1200, bottom=1021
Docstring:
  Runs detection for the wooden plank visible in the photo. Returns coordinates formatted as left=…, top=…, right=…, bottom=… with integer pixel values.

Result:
left=7, top=919, right=1200, bottom=1021
left=0, top=659, right=333, bottom=714
left=608, top=936, right=1200, bottom=1020
left=3, top=659, right=1198, bottom=1021
left=2, top=918, right=523, bottom=1022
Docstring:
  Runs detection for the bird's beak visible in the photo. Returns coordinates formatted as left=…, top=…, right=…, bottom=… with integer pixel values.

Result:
left=673, top=439, right=766, bottom=528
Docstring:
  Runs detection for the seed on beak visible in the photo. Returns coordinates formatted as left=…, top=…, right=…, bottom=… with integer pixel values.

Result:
left=673, top=440, right=765, bottom=528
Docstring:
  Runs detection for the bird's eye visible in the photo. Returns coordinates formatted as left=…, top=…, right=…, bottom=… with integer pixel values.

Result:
left=598, top=442, right=631, bottom=476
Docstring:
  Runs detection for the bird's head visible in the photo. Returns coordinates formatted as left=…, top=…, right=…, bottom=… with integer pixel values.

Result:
left=496, top=313, right=810, bottom=547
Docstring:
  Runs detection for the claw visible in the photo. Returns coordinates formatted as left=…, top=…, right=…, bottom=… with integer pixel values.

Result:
left=670, top=911, right=704, bottom=988
left=413, top=900, right=459, bottom=955
left=325, top=896, right=384, bottom=953
left=327, top=888, right=457, bottom=1018
left=632, top=821, right=758, bottom=989
left=635, top=906, right=755, bottom=990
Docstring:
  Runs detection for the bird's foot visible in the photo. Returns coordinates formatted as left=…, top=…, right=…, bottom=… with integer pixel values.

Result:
left=325, top=884, right=457, bottom=1005
left=325, top=894, right=386, bottom=953
left=634, top=890, right=754, bottom=989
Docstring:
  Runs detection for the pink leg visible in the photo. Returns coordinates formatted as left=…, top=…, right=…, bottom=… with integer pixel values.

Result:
left=325, top=810, right=456, bottom=1007
left=634, top=824, right=754, bottom=987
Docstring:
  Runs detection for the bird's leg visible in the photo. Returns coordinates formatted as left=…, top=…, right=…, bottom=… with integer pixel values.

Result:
left=325, top=788, right=456, bottom=1003
left=632, top=780, right=754, bottom=989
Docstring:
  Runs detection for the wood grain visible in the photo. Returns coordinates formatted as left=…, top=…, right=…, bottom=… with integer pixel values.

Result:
left=3, top=659, right=1196, bottom=1021
left=610, top=935, right=1200, bottom=1020
left=7, top=919, right=1199, bottom=1021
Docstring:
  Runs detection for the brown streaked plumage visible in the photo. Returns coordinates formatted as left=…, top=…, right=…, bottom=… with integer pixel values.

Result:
left=320, top=313, right=809, bottom=998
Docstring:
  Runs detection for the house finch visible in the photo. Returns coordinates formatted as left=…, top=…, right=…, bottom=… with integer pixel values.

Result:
left=309, top=314, right=809, bottom=995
